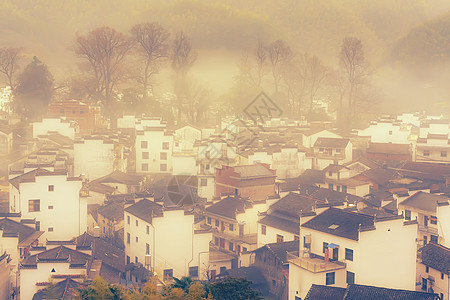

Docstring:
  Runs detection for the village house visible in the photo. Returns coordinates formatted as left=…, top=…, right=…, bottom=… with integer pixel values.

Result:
left=195, top=136, right=237, bottom=200
left=89, top=170, right=143, bottom=195
left=47, top=99, right=103, bottom=134
left=358, top=118, right=412, bottom=144
left=302, top=129, right=342, bottom=149
left=312, top=137, right=352, bottom=170
left=9, top=169, right=86, bottom=241
left=32, top=117, right=78, bottom=140
left=316, top=164, right=371, bottom=197
left=97, top=202, right=124, bottom=240
left=124, top=198, right=211, bottom=281
left=366, top=142, right=412, bottom=162
left=417, top=242, right=450, bottom=299
left=215, top=164, right=276, bottom=202
left=288, top=207, right=418, bottom=300
left=252, top=240, right=299, bottom=300
left=415, top=119, right=450, bottom=164
left=398, top=191, right=449, bottom=246
left=0, top=252, right=11, bottom=300
left=74, top=137, right=116, bottom=180
left=135, top=117, right=173, bottom=174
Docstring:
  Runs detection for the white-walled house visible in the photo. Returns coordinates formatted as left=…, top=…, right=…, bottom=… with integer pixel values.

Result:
left=124, top=199, right=211, bottom=281
left=288, top=208, right=417, bottom=300
left=135, top=119, right=173, bottom=174
left=32, top=117, right=78, bottom=139
left=302, top=129, right=342, bottom=149
left=9, top=169, right=86, bottom=241
left=417, top=242, right=450, bottom=299
left=74, top=137, right=115, bottom=180
left=312, top=138, right=352, bottom=170
left=358, top=120, right=411, bottom=144
left=437, top=202, right=450, bottom=248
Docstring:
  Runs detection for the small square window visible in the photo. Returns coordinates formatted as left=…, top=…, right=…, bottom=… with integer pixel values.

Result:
left=206, top=164, right=210, bottom=170
left=345, top=248, right=354, bottom=261
left=277, top=234, right=284, bottom=243
left=160, top=152, right=167, bottom=160
left=326, top=272, right=335, bottom=285
left=261, top=225, right=266, bottom=235
left=162, top=142, right=169, bottom=150
left=160, top=164, right=167, bottom=172
left=201, top=179, right=208, bottom=186
left=424, top=150, right=430, bottom=156
left=346, top=271, right=355, bottom=284
left=48, top=185, right=54, bottom=191
left=164, top=269, right=173, bottom=281
left=142, top=163, right=148, bottom=171
left=28, top=200, right=40, bottom=212
left=141, top=141, right=148, bottom=149
left=48, top=227, right=54, bottom=232
left=142, top=152, right=149, bottom=159
left=48, top=205, right=53, bottom=210
left=189, top=266, right=199, bottom=278
left=441, top=151, right=447, bottom=158
left=431, top=235, right=438, bottom=243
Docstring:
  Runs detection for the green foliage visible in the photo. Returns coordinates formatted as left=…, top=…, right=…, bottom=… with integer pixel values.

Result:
left=14, top=56, right=54, bottom=119
left=210, top=277, right=263, bottom=300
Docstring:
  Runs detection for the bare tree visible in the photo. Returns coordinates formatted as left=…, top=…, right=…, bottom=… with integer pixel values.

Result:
left=131, top=23, right=170, bottom=96
left=339, top=37, right=369, bottom=128
left=267, top=40, right=292, bottom=92
left=254, top=40, right=267, bottom=87
left=0, top=47, right=22, bottom=94
left=170, top=31, right=197, bottom=119
left=306, top=55, right=329, bottom=116
left=74, top=27, right=133, bottom=111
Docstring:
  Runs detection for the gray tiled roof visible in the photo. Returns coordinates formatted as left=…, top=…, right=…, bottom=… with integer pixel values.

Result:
left=421, top=242, right=450, bottom=275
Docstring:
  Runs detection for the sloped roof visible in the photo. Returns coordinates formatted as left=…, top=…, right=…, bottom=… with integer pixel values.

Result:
left=258, top=214, right=299, bottom=235
left=367, top=143, right=410, bottom=155
left=32, top=278, right=85, bottom=300
left=232, top=164, right=275, bottom=179
left=359, top=167, right=398, bottom=185
left=97, top=202, right=123, bottom=221
left=304, top=284, right=346, bottom=300
left=205, top=196, right=253, bottom=220
left=420, top=242, right=450, bottom=275
left=344, top=284, right=439, bottom=300
left=95, top=170, right=143, bottom=186
left=0, top=218, right=44, bottom=244
left=314, top=137, right=349, bottom=148
left=268, top=192, right=316, bottom=218
left=253, top=240, right=298, bottom=264
left=399, top=191, right=449, bottom=213
left=21, top=245, right=92, bottom=268
left=124, top=198, right=164, bottom=223
left=301, top=208, right=375, bottom=241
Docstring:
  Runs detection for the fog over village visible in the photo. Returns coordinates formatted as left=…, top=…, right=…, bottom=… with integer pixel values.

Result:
left=1, top=1, right=450, bottom=299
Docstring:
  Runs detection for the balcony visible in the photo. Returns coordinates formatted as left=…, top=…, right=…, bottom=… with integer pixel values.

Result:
left=418, top=225, right=438, bottom=235
left=288, top=252, right=346, bottom=273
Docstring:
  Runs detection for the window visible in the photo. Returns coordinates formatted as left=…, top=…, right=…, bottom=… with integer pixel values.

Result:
left=323, top=242, right=329, bottom=253
left=243, top=247, right=247, bottom=252
left=328, top=183, right=334, bottom=190
left=426, top=266, right=429, bottom=273
left=135, top=236, right=138, bottom=243
left=389, top=130, right=393, bottom=135
left=28, top=200, right=40, bottom=212
left=146, top=225, right=149, bottom=234
left=164, top=269, right=173, bottom=281
left=36, top=221, right=40, bottom=231
left=329, top=172, right=333, bottom=176
left=127, top=216, right=130, bottom=225
left=160, top=152, right=167, bottom=160
left=141, top=141, right=148, bottom=149
left=127, top=256, right=130, bottom=264
left=441, top=151, right=447, bottom=158
left=160, top=164, right=167, bottom=171
left=345, top=248, right=354, bottom=261
left=48, top=205, right=53, bottom=210
left=424, top=150, right=430, bottom=156
left=441, top=273, right=444, bottom=280
left=404, top=210, right=411, bottom=221
left=189, top=266, right=199, bottom=278
left=201, top=179, right=208, bottom=186
left=142, top=163, right=148, bottom=171
left=229, top=242, right=234, bottom=251
left=346, top=271, right=355, bottom=284
left=214, top=237, right=219, bottom=245
left=261, top=225, right=266, bottom=235
left=421, top=278, right=427, bottom=291
left=342, top=185, right=347, bottom=193
left=431, top=235, right=438, bottom=243
left=142, top=152, right=149, bottom=159
left=136, top=220, right=139, bottom=227
left=48, top=185, right=54, bottom=191
left=215, top=219, right=220, bottom=227
left=146, top=243, right=150, bottom=255
left=319, top=148, right=324, bottom=152
left=229, top=223, right=234, bottom=231
left=135, top=257, right=138, bottom=263
left=336, top=149, right=342, bottom=153
left=127, top=233, right=130, bottom=244
left=162, top=142, right=169, bottom=150
left=219, top=238, right=225, bottom=248
left=277, top=234, right=284, bottom=243
left=430, top=215, right=437, bottom=225
left=336, top=186, right=341, bottom=192
left=48, top=227, right=54, bottom=232
left=326, top=272, right=335, bottom=285
left=207, top=217, right=211, bottom=224
left=206, top=164, right=210, bottom=170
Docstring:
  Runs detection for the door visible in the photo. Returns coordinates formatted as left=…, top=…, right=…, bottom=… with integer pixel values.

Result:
left=332, top=248, right=339, bottom=261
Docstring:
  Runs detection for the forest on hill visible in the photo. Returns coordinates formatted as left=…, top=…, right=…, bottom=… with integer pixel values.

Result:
left=1, top=0, right=450, bottom=125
